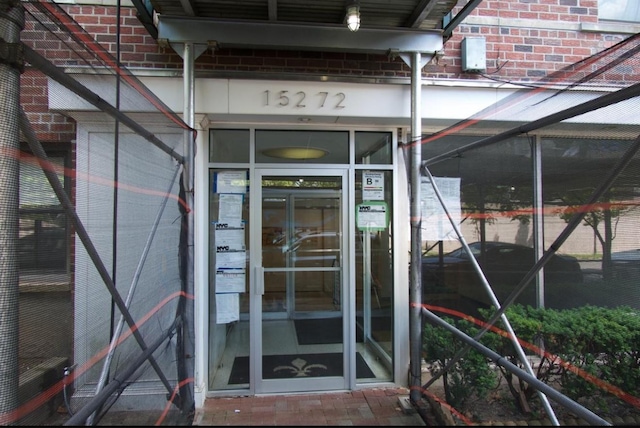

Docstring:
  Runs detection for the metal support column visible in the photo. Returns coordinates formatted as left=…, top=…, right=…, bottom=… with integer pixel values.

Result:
left=0, top=1, right=23, bottom=423
left=179, top=41, right=196, bottom=413
left=408, top=51, right=423, bottom=403
left=532, top=135, right=545, bottom=308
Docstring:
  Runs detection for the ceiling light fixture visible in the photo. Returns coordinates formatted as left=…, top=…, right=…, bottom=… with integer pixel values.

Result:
left=262, top=147, right=328, bottom=160
left=346, top=0, right=360, bottom=32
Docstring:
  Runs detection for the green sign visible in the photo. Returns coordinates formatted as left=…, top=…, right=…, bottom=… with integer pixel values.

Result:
left=356, top=201, right=389, bottom=231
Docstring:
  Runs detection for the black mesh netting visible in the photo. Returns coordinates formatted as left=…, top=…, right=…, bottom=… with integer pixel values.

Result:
left=418, top=33, right=640, bottom=424
left=1, top=0, right=195, bottom=425
left=2, top=0, right=640, bottom=425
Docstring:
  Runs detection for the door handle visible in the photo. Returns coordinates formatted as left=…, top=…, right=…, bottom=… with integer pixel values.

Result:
left=255, top=266, right=264, bottom=295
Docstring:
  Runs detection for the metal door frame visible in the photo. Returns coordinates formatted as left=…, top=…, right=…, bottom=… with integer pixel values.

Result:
left=251, top=168, right=351, bottom=394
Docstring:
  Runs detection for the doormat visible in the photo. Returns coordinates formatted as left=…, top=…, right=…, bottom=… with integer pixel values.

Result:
left=294, top=318, right=363, bottom=345
left=228, top=352, right=375, bottom=385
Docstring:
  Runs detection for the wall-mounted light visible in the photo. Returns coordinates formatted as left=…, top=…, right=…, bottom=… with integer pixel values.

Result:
left=262, top=147, right=328, bottom=160
left=346, top=0, right=360, bottom=32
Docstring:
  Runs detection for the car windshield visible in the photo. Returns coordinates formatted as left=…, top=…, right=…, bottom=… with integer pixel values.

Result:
left=445, top=242, right=485, bottom=259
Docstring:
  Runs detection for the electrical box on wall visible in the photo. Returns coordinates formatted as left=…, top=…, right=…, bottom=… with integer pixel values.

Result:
left=461, top=36, right=486, bottom=73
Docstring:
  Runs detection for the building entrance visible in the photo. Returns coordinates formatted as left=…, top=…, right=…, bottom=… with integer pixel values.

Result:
left=207, top=129, right=397, bottom=395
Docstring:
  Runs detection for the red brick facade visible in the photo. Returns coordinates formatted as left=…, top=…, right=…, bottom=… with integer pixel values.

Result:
left=20, top=0, right=634, bottom=143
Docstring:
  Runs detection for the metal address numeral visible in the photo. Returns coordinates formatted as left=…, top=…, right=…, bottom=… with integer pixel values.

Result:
left=318, top=91, right=328, bottom=107
left=277, top=90, right=290, bottom=106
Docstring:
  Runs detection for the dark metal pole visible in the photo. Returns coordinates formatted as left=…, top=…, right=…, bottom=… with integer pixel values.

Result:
left=0, top=1, right=23, bottom=424
left=179, top=41, right=196, bottom=413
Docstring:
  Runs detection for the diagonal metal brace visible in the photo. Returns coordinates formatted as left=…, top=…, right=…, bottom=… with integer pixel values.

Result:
left=0, top=40, right=24, bottom=72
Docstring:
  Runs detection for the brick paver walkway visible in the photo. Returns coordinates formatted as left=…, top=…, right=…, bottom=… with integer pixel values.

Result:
left=195, top=387, right=427, bottom=426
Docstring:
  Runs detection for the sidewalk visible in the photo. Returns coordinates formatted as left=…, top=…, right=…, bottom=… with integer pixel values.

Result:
left=44, top=387, right=431, bottom=425
left=194, top=387, right=427, bottom=426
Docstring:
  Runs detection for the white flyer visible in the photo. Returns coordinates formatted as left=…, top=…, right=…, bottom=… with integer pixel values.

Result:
left=421, top=176, right=461, bottom=241
left=218, top=193, right=244, bottom=221
left=215, top=222, right=245, bottom=252
left=214, top=170, right=247, bottom=194
left=215, top=268, right=246, bottom=293
left=215, top=293, right=239, bottom=324
left=215, top=250, right=246, bottom=269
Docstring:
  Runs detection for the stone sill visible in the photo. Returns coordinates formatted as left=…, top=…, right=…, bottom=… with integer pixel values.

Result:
left=19, top=272, right=72, bottom=293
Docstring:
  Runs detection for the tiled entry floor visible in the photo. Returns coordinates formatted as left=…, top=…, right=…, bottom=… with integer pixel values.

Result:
left=210, top=319, right=393, bottom=390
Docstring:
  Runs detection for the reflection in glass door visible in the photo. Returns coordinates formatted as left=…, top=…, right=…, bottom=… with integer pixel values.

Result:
left=256, top=170, right=348, bottom=393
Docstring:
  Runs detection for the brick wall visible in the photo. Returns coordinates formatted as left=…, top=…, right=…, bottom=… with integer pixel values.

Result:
left=21, top=70, right=75, bottom=143
left=47, top=1, right=633, bottom=79
left=20, top=0, right=637, bottom=141
left=441, top=0, right=629, bottom=81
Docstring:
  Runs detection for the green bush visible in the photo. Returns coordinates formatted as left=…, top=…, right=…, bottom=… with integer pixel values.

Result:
left=422, top=316, right=499, bottom=409
left=423, top=305, right=640, bottom=416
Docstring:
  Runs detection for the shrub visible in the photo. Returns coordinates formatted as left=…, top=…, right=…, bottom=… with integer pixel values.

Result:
left=422, top=316, right=499, bottom=409
left=424, top=305, right=640, bottom=418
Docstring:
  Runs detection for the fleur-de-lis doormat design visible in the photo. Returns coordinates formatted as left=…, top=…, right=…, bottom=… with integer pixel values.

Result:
left=228, top=353, right=374, bottom=384
left=273, top=357, right=328, bottom=377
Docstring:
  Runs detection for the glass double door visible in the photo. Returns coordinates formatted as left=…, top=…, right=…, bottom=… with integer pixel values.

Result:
left=254, top=169, right=350, bottom=393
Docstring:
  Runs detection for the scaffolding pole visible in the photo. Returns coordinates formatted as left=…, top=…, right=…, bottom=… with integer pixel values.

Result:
left=0, top=1, right=23, bottom=423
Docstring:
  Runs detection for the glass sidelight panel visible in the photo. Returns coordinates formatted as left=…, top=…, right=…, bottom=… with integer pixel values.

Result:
left=355, top=169, right=394, bottom=382
left=208, top=168, right=251, bottom=391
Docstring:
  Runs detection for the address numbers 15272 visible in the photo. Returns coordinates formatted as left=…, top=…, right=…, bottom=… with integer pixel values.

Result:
left=263, top=90, right=346, bottom=109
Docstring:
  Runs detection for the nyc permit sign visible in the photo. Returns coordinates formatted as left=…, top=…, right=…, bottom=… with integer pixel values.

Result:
left=356, top=201, right=388, bottom=231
